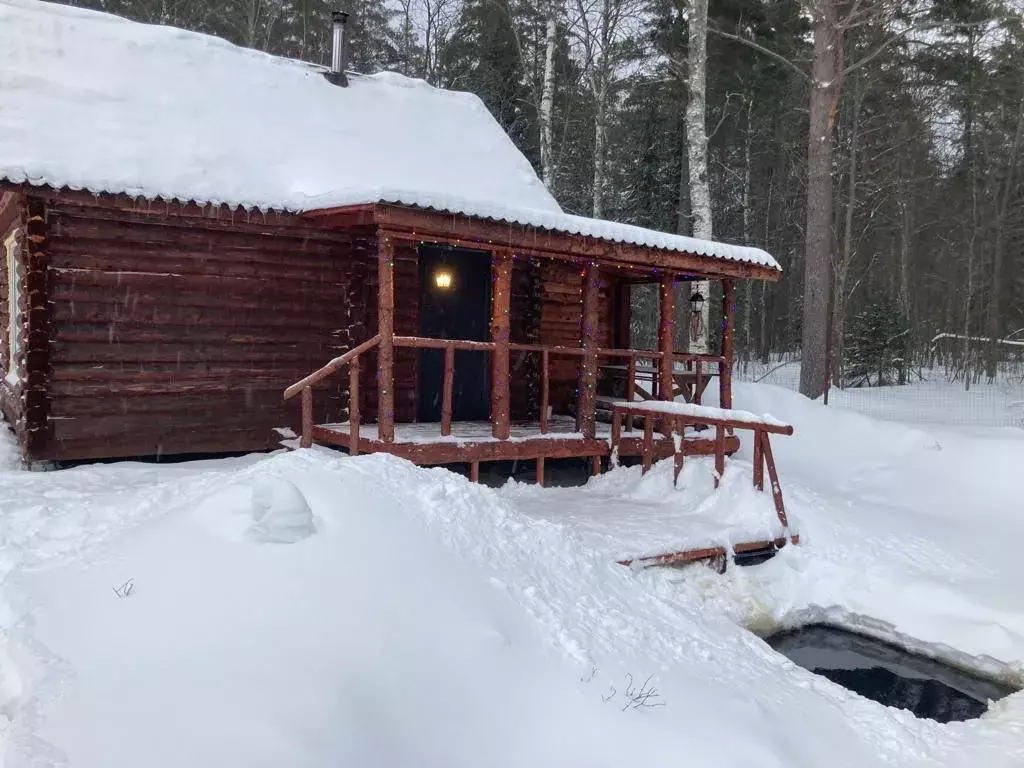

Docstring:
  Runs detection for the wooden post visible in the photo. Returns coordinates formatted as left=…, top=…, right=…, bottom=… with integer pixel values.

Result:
left=720, top=278, right=735, bottom=411
left=491, top=250, right=513, bottom=440
left=300, top=387, right=313, bottom=449
left=470, top=461, right=480, bottom=483
left=540, top=349, right=550, bottom=434
left=536, top=457, right=545, bottom=487
left=672, top=419, right=684, bottom=485
left=441, top=344, right=454, bottom=436
left=694, top=359, right=703, bottom=405
left=378, top=235, right=395, bottom=443
left=578, top=263, right=600, bottom=438
left=349, top=358, right=361, bottom=456
left=642, top=414, right=654, bottom=473
left=610, top=410, right=622, bottom=467
left=761, top=432, right=790, bottom=529
left=592, top=455, right=602, bottom=476
left=753, top=428, right=764, bottom=491
left=714, top=423, right=725, bottom=488
left=625, top=356, right=636, bottom=431
left=658, top=275, right=675, bottom=403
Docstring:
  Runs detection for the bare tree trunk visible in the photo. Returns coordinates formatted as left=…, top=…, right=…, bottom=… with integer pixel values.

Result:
left=898, top=180, right=912, bottom=383
left=834, top=88, right=859, bottom=390
left=986, top=97, right=1024, bottom=379
left=300, top=0, right=309, bottom=60
left=246, top=0, right=259, bottom=48
left=685, top=0, right=711, bottom=354
left=760, top=174, right=774, bottom=364
left=592, top=93, right=606, bottom=217
left=742, top=94, right=754, bottom=367
left=539, top=1, right=558, bottom=188
left=799, top=0, right=841, bottom=399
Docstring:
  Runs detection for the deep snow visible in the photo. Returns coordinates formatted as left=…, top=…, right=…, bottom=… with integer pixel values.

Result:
left=1, top=383, right=1023, bottom=767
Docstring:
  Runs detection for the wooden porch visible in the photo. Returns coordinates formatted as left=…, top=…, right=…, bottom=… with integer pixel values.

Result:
left=281, top=206, right=753, bottom=474
left=279, top=203, right=794, bottom=566
left=311, top=414, right=739, bottom=480
left=286, top=328, right=740, bottom=478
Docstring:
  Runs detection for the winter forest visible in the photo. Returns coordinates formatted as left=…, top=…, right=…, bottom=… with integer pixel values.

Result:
left=59, top=0, right=1024, bottom=396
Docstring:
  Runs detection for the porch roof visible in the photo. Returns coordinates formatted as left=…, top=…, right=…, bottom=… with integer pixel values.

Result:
left=306, top=195, right=780, bottom=274
left=306, top=203, right=783, bottom=281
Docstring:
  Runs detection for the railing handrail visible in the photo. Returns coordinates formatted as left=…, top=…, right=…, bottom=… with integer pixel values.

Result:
left=284, top=332, right=731, bottom=448
left=394, top=336, right=496, bottom=352
left=283, top=333, right=382, bottom=400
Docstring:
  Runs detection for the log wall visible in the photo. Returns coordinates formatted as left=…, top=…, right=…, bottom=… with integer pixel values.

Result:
left=0, top=191, right=26, bottom=451
left=32, top=194, right=369, bottom=461
left=0, top=189, right=628, bottom=462
left=538, top=261, right=614, bottom=415
left=510, top=257, right=542, bottom=420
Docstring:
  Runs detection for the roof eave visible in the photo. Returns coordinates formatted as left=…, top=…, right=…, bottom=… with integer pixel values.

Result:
left=303, top=202, right=783, bottom=282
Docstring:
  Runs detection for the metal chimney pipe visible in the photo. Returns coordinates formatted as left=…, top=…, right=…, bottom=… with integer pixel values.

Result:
left=327, top=11, right=349, bottom=86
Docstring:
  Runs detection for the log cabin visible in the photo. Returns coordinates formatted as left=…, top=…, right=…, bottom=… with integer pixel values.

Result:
left=0, top=0, right=782, bottom=475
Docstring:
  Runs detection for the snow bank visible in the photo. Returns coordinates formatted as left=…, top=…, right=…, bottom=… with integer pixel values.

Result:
left=503, top=458, right=789, bottom=561
left=1, top=382, right=1023, bottom=766
left=722, top=382, right=1024, bottom=667
left=0, top=0, right=779, bottom=271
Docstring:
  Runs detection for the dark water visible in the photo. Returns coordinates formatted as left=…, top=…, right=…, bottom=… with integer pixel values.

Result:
left=767, top=625, right=1019, bottom=723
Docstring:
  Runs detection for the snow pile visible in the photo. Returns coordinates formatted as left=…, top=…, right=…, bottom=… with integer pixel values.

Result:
left=1, top=382, right=1023, bottom=766
left=724, top=382, right=1024, bottom=666
left=0, top=0, right=779, bottom=270
left=246, top=477, right=316, bottom=544
left=503, top=457, right=789, bottom=561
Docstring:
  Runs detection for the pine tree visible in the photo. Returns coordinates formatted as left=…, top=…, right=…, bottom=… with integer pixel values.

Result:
left=438, top=0, right=530, bottom=146
left=844, top=300, right=908, bottom=388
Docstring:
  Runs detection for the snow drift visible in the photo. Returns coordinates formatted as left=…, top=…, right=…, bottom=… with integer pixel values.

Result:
left=1, top=382, right=1023, bottom=766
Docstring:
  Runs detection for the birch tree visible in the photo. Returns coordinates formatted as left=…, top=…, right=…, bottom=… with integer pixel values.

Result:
left=570, top=0, right=643, bottom=217
left=683, top=0, right=711, bottom=353
left=539, top=0, right=559, bottom=188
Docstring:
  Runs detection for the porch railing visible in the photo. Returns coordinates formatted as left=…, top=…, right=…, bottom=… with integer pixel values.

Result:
left=284, top=332, right=729, bottom=451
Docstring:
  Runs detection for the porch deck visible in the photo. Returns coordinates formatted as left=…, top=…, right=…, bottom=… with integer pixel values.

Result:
left=312, top=415, right=740, bottom=466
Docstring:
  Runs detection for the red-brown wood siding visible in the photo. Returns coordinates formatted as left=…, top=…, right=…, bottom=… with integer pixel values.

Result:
left=35, top=197, right=366, bottom=461
left=538, top=261, right=613, bottom=414
left=510, top=256, right=542, bottom=420
left=0, top=191, right=26, bottom=449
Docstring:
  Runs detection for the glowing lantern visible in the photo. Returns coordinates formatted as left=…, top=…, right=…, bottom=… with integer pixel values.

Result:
left=434, top=268, right=454, bottom=290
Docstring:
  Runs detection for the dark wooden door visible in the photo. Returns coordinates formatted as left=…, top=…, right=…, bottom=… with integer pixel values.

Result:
left=418, top=246, right=491, bottom=422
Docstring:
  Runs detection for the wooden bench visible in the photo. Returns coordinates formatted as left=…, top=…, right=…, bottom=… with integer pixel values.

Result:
left=599, top=363, right=718, bottom=404
left=609, top=401, right=795, bottom=533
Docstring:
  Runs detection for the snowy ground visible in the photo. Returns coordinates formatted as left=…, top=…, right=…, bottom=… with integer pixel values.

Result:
left=735, top=360, right=1024, bottom=429
left=1, top=383, right=1023, bottom=767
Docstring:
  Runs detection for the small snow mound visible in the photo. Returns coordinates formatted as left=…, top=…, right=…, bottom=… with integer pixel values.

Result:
left=247, top=478, right=315, bottom=544
left=0, top=426, right=21, bottom=471
left=0, top=639, right=25, bottom=722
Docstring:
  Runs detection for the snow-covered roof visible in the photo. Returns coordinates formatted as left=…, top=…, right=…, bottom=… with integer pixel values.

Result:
left=0, top=0, right=780, bottom=272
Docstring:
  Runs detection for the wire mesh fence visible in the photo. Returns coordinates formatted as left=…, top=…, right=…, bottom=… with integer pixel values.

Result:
left=732, top=354, right=1024, bottom=430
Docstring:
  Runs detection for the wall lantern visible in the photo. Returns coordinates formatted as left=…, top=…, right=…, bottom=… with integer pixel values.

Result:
left=434, top=267, right=454, bottom=290
left=690, top=290, right=706, bottom=342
